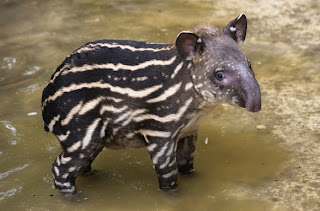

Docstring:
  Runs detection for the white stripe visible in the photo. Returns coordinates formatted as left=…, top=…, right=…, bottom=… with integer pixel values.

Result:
left=118, top=109, right=147, bottom=126
left=68, top=167, right=76, bottom=172
left=114, top=110, right=132, bottom=124
left=76, top=42, right=173, bottom=54
left=61, top=97, right=123, bottom=126
left=60, top=156, right=72, bottom=164
left=83, top=96, right=124, bottom=110
left=54, top=180, right=71, bottom=188
left=62, top=56, right=177, bottom=75
left=48, top=115, right=60, bottom=132
left=134, top=97, right=193, bottom=123
left=61, top=101, right=83, bottom=126
left=139, top=129, right=171, bottom=138
left=45, top=63, right=71, bottom=87
left=106, top=97, right=123, bottom=103
left=56, top=131, right=70, bottom=142
left=61, top=186, right=75, bottom=193
left=185, top=82, right=193, bottom=91
left=100, top=105, right=128, bottom=115
left=67, top=141, right=81, bottom=153
left=44, top=45, right=172, bottom=87
left=100, top=120, right=109, bottom=138
left=79, top=97, right=104, bottom=115
left=153, top=142, right=168, bottom=165
left=42, top=81, right=163, bottom=107
left=162, top=169, right=178, bottom=178
left=168, top=157, right=176, bottom=167
left=54, top=166, right=60, bottom=176
left=62, top=173, right=69, bottom=179
left=56, top=157, right=61, bottom=166
left=159, top=157, right=171, bottom=169
left=125, top=132, right=136, bottom=138
left=147, top=143, right=157, bottom=152
left=82, top=118, right=101, bottom=149
left=171, top=62, right=183, bottom=79
left=146, top=82, right=182, bottom=103
left=166, top=143, right=175, bottom=157
left=172, top=125, right=184, bottom=139
left=141, top=132, right=150, bottom=144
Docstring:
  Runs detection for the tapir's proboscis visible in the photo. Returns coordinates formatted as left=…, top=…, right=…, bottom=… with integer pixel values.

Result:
left=41, top=14, right=261, bottom=193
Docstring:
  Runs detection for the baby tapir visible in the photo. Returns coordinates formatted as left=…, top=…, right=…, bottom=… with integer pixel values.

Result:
left=41, top=14, right=261, bottom=193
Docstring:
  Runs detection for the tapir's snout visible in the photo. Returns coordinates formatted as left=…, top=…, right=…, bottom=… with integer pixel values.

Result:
left=245, top=93, right=261, bottom=112
left=240, top=74, right=261, bottom=112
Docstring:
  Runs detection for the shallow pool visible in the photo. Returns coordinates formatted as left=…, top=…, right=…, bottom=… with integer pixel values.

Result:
left=0, top=0, right=319, bottom=210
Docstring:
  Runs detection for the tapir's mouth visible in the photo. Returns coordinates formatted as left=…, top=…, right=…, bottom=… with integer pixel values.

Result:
left=232, top=95, right=245, bottom=108
left=232, top=95, right=261, bottom=112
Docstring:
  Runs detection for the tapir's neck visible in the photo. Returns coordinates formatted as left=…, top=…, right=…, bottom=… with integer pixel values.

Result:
left=165, top=47, right=208, bottom=108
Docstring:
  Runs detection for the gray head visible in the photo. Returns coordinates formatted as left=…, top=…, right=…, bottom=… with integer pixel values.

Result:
left=175, top=14, right=261, bottom=112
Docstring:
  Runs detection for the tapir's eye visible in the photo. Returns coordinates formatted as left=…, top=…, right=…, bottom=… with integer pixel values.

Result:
left=215, top=71, right=225, bottom=81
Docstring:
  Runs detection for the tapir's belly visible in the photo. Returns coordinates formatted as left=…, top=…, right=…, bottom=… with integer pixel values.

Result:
left=104, top=132, right=146, bottom=149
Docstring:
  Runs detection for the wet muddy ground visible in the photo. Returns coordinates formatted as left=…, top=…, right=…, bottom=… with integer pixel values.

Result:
left=0, top=0, right=319, bottom=210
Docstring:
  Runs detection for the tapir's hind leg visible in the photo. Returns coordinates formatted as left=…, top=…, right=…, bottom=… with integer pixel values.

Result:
left=176, top=135, right=197, bottom=174
left=52, top=129, right=105, bottom=193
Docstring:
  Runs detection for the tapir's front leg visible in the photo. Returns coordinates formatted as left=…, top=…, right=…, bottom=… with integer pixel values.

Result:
left=176, top=134, right=197, bottom=174
left=145, top=136, right=178, bottom=191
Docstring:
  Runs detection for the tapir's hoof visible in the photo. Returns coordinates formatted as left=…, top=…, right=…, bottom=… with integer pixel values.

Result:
left=160, top=183, right=179, bottom=192
left=60, top=189, right=77, bottom=195
left=82, top=168, right=97, bottom=176
left=57, top=187, right=77, bottom=195
left=178, top=166, right=195, bottom=174
left=54, top=181, right=77, bottom=194
left=83, top=169, right=96, bottom=176
left=79, top=165, right=92, bottom=175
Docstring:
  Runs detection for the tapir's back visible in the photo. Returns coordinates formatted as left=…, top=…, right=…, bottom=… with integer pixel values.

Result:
left=42, top=40, right=176, bottom=101
left=41, top=39, right=187, bottom=134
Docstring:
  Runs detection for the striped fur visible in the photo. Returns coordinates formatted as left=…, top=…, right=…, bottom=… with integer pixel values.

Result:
left=42, top=40, right=201, bottom=193
left=42, top=15, right=261, bottom=193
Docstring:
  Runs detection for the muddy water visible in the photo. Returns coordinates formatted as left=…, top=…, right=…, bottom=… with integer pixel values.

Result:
left=0, top=0, right=319, bottom=210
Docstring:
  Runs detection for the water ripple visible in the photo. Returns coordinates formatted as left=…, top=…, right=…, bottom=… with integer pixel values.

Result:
left=0, top=163, right=31, bottom=180
left=1, top=57, right=16, bottom=70
left=0, top=187, right=22, bottom=201
left=0, top=120, right=17, bottom=145
left=0, top=120, right=16, bottom=136
left=18, top=83, right=40, bottom=94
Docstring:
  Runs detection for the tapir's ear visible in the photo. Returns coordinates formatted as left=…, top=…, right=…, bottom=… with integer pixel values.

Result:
left=176, top=31, right=202, bottom=60
left=223, top=13, right=247, bottom=45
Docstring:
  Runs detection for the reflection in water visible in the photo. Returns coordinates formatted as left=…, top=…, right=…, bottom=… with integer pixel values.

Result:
left=0, top=0, right=319, bottom=210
